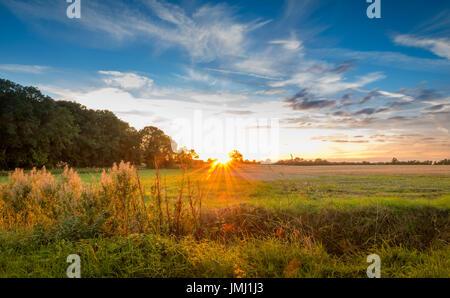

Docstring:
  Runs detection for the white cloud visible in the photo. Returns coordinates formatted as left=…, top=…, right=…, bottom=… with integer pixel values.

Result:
left=133, top=0, right=261, bottom=62
left=229, top=40, right=309, bottom=80
left=0, top=64, right=49, bottom=74
left=189, top=91, right=247, bottom=104
left=98, top=71, right=153, bottom=90
left=377, top=90, right=414, bottom=101
left=269, top=38, right=303, bottom=51
left=394, top=34, right=450, bottom=60
left=177, top=68, right=213, bottom=84
left=256, top=89, right=285, bottom=95
left=234, top=57, right=280, bottom=76
left=309, top=47, right=450, bottom=74
left=38, top=84, right=194, bottom=127
left=271, top=70, right=385, bottom=96
left=205, top=67, right=280, bottom=80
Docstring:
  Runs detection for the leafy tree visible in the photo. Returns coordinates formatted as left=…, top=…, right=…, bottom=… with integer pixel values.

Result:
left=176, top=147, right=199, bottom=169
left=139, top=126, right=174, bottom=168
left=229, top=150, right=244, bottom=163
left=0, top=79, right=142, bottom=169
left=56, top=101, right=141, bottom=167
left=0, top=79, right=77, bottom=168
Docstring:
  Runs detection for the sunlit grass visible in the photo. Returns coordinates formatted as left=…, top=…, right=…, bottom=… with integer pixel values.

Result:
left=0, top=233, right=448, bottom=278
left=2, top=168, right=450, bottom=211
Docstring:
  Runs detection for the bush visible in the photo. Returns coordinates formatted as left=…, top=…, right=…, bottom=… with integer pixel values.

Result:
left=0, top=161, right=204, bottom=241
left=0, top=162, right=150, bottom=239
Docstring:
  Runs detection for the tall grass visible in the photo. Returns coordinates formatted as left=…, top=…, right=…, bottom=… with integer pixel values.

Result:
left=0, top=166, right=83, bottom=230
left=0, top=162, right=204, bottom=240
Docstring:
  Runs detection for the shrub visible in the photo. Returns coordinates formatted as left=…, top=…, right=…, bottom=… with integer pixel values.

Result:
left=96, top=161, right=148, bottom=235
left=0, top=161, right=204, bottom=241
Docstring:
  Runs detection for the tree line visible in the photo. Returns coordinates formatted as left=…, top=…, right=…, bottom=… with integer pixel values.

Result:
left=0, top=78, right=195, bottom=170
left=275, top=156, right=450, bottom=166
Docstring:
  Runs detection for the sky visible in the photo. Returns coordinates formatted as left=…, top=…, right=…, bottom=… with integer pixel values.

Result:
left=0, top=0, right=449, bottom=162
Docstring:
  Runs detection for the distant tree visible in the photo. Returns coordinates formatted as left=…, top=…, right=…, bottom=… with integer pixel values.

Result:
left=263, top=158, right=272, bottom=164
left=229, top=150, right=244, bottom=163
left=176, top=147, right=199, bottom=169
left=435, top=159, right=450, bottom=165
left=274, top=154, right=441, bottom=166
left=139, top=126, right=174, bottom=168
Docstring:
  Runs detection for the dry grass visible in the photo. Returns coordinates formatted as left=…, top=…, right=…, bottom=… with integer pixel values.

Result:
left=0, top=162, right=205, bottom=239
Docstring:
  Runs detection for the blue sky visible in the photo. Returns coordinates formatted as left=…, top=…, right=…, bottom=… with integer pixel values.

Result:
left=0, top=0, right=449, bottom=161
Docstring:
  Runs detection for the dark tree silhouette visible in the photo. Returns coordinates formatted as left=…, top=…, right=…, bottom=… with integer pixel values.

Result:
left=139, top=126, right=174, bottom=168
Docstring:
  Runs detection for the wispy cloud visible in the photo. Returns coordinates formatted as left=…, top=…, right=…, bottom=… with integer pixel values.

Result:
left=99, top=71, right=153, bottom=90
left=352, top=107, right=388, bottom=116
left=377, top=90, right=414, bottom=101
left=177, top=68, right=212, bottom=83
left=0, top=64, right=49, bottom=74
left=269, top=36, right=303, bottom=51
left=394, top=34, right=450, bottom=60
left=220, top=110, right=254, bottom=115
left=283, top=89, right=335, bottom=110
left=2, top=0, right=269, bottom=62
left=310, top=135, right=369, bottom=144
left=271, top=69, right=385, bottom=96
left=310, top=47, right=450, bottom=73
left=135, top=0, right=260, bottom=61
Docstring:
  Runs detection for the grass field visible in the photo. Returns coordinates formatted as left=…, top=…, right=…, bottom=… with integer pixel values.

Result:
left=0, top=164, right=449, bottom=277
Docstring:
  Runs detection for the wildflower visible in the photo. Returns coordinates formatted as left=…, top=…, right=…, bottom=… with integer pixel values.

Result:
left=233, top=264, right=246, bottom=278
left=222, top=223, right=233, bottom=232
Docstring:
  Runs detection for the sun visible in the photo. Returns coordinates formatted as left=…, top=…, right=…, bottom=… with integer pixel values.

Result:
left=210, top=154, right=232, bottom=168
left=216, top=155, right=231, bottom=165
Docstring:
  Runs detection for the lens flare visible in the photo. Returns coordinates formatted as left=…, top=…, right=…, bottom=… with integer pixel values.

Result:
left=209, top=154, right=232, bottom=168
left=216, top=155, right=231, bottom=165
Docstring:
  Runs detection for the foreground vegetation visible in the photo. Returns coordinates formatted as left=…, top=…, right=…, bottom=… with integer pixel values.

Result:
left=0, top=163, right=449, bottom=277
left=1, top=233, right=448, bottom=278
